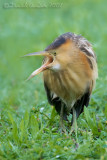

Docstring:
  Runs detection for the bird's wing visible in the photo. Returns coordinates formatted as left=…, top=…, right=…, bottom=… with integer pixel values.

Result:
left=44, top=82, right=68, bottom=120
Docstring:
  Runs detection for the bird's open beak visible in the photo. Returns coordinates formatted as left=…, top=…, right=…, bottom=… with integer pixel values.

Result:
left=23, top=51, right=53, bottom=80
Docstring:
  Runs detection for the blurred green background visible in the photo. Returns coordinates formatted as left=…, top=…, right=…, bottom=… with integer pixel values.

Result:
left=0, top=0, right=107, bottom=109
left=0, top=0, right=107, bottom=159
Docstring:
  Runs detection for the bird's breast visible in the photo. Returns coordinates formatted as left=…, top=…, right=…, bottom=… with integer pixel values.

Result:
left=43, top=67, right=90, bottom=108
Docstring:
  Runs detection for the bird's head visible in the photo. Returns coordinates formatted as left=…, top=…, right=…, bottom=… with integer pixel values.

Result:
left=24, top=33, right=74, bottom=80
left=23, top=32, right=95, bottom=80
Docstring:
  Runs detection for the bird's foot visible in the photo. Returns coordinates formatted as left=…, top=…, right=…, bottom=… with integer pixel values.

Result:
left=59, top=123, right=67, bottom=134
left=69, top=125, right=79, bottom=144
left=69, top=126, right=75, bottom=135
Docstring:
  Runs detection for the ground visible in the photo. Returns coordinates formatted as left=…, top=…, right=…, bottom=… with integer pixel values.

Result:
left=0, top=0, right=107, bottom=159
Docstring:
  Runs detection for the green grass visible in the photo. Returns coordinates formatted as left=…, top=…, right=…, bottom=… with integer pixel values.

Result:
left=0, top=0, right=107, bottom=159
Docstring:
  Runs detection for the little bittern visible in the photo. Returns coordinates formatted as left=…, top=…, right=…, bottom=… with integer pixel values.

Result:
left=24, top=32, right=98, bottom=132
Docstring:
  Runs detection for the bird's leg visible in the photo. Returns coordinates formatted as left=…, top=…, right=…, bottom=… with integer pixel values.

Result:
left=70, top=108, right=78, bottom=142
left=60, top=103, right=67, bottom=134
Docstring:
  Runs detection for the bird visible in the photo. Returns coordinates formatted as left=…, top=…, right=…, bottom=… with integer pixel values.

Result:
left=24, top=32, right=98, bottom=133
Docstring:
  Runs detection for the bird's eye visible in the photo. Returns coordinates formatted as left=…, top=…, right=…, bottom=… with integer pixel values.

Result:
left=53, top=52, right=56, bottom=56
